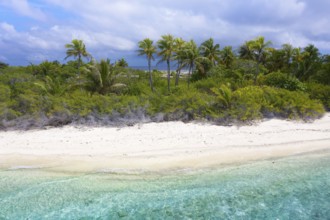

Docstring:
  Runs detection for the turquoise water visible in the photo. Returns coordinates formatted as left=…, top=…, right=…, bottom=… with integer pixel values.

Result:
left=1, top=151, right=330, bottom=219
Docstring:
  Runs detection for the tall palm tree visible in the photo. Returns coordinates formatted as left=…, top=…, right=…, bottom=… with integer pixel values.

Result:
left=173, top=37, right=186, bottom=86
left=292, top=47, right=307, bottom=78
left=157, top=34, right=175, bottom=92
left=281, top=43, right=294, bottom=73
left=137, top=38, right=156, bottom=92
left=239, top=36, right=271, bottom=83
left=239, top=41, right=254, bottom=60
left=302, top=44, right=321, bottom=80
left=253, top=36, right=272, bottom=64
left=65, top=39, right=91, bottom=74
left=220, top=46, right=235, bottom=68
left=181, top=40, right=204, bottom=88
left=199, top=38, right=221, bottom=66
left=293, top=45, right=321, bottom=80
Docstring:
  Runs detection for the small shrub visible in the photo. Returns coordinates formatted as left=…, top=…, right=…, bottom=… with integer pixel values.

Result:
left=262, top=87, right=324, bottom=119
left=261, top=71, right=306, bottom=91
left=305, top=82, right=330, bottom=110
left=193, top=77, right=219, bottom=93
left=231, top=86, right=265, bottom=121
left=211, top=84, right=232, bottom=109
left=229, top=86, right=324, bottom=121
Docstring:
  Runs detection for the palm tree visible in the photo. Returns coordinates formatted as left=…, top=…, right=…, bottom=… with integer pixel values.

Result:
left=157, top=34, right=175, bottom=92
left=239, top=36, right=271, bottom=83
left=137, top=38, right=156, bottom=92
left=34, top=76, right=69, bottom=96
left=173, top=37, right=186, bottom=86
left=181, top=40, right=205, bottom=88
left=199, top=38, right=221, bottom=66
left=302, top=44, right=321, bottom=80
left=220, top=46, right=235, bottom=68
left=115, top=58, right=128, bottom=68
left=293, top=45, right=321, bottom=80
left=281, top=44, right=294, bottom=73
left=292, top=47, right=307, bottom=78
left=211, top=84, right=232, bottom=108
left=65, top=39, right=91, bottom=74
left=83, top=59, right=123, bottom=95
left=239, top=41, right=254, bottom=60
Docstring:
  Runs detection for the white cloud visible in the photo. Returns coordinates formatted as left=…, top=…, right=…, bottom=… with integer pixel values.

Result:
left=26, top=53, right=51, bottom=62
left=0, top=0, right=329, bottom=65
left=0, top=0, right=47, bottom=21
left=0, top=55, right=8, bottom=61
left=0, top=22, right=16, bottom=33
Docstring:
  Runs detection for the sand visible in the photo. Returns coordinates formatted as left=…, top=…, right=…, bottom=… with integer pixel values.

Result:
left=0, top=114, right=329, bottom=173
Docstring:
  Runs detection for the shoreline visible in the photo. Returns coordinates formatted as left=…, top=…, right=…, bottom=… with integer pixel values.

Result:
left=1, top=114, right=329, bottom=173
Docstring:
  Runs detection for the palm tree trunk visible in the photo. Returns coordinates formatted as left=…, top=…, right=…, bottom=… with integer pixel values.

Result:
left=148, top=59, right=154, bottom=92
left=77, top=54, right=81, bottom=75
left=175, top=70, right=180, bottom=86
left=254, top=62, right=259, bottom=84
left=188, top=64, right=193, bottom=88
left=167, top=59, right=170, bottom=92
left=175, top=62, right=181, bottom=86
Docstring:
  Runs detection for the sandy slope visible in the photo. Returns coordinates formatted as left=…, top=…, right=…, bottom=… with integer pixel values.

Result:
left=0, top=114, right=329, bottom=173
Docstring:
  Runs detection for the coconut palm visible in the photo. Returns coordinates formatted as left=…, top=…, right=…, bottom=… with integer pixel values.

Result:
left=181, top=40, right=205, bottom=87
left=239, top=41, right=253, bottom=60
left=115, top=58, right=128, bottom=68
left=293, top=45, right=321, bottom=80
left=302, top=44, right=321, bottom=80
left=292, top=47, right=307, bottom=78
left=137, top=38, right=156, bottom=92
left=34, top=76, right=69, bottom=96
left=239, top=36, right=271, bottom=83
left=173, top=37, right=186, bottom=86
left=65, top=39, right=91, bottom=75
left=220, top=46, right=235, bottom=68
left=83, top=59, right=122, bottom=95
left=211, top=84, right=232, bottom=108
left=281, top=44, right=294, bottom=72
left=199, top=38, right=221, bottom=66
left=157, top=34, right=175, bottom=92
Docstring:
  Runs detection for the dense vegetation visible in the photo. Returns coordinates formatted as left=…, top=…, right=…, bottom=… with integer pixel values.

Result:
left=0, top=36, right=329, bottom=130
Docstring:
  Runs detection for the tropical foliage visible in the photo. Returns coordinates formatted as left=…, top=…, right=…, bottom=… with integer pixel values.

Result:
left=137, top=38, right=156, bottom=92
left=157, top=34, right=175, bottom=92
left=65, top=39, right=91, bottom=74
left=0, top=36, right=329, bottom=130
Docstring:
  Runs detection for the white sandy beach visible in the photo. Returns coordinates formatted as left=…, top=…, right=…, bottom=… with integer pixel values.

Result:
left=0, top=114, right=330, bottom=173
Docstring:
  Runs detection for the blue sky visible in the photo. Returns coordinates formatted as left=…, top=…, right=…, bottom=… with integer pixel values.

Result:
left=0, top=0, right=329, bottom=66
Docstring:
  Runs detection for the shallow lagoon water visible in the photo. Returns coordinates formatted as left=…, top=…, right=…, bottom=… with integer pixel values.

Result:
left=1, top=151, right=330, bottom=219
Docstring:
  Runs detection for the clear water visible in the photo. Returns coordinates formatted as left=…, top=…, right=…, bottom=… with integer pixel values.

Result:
left=0, top=151, right=330, bottom=219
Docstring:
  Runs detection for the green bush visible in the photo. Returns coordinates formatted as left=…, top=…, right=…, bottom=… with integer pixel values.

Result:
left=306, top=82, right=330, bottom=110
left=193, top=77, right=220, bottom=94
left=231, top=86, right=265, bottom=121
left=0, top=84, right=21, bottom=120
left=229, top=86, right=324, bottom=121
left=11, top=91, right=44, bottom=115
left=211, top=84, right=233, bottom=109
left=147, top=88, right=215, bottom=120
left=260, top=71, right=306, bottom=91
left=262, top=87, right=324, bottom=119
left=207, top=66, right=247, bottom=89
left=0, top=63, right=326, bottom=129
left=0, top=84, right=10, bottom=102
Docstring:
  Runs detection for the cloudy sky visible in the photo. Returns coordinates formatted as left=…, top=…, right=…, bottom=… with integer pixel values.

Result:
left=0, top=0, right=330, bottom=66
